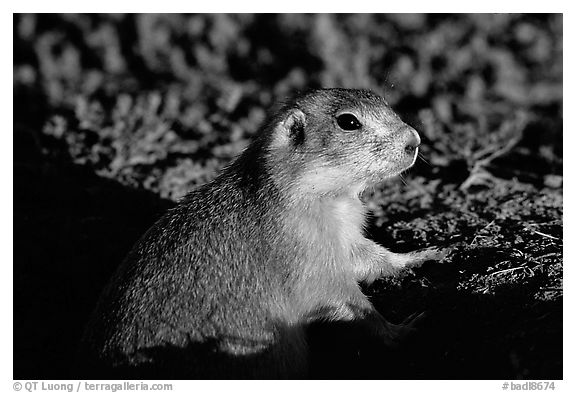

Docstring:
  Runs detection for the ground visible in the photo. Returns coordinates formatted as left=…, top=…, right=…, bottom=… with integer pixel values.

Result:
left=13, top=14, right=562, bottom=379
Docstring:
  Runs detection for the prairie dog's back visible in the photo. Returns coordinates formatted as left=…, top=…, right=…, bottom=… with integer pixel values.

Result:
left=83, top=170, right=298, bottom=376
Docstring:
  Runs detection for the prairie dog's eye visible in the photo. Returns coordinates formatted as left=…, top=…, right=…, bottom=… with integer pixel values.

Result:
left=336, top=113, right=362, bottom=131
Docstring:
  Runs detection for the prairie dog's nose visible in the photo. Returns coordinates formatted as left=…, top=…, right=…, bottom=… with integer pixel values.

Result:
left=404, top=127, right=421, bottom=155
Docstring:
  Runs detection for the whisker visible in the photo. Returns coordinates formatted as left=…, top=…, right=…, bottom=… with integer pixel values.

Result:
left=418, top=152, right=431, bottom=166
left=398, top=174, right=408, bottom=186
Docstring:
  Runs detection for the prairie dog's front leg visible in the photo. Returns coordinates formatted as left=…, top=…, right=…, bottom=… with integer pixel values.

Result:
left=351, top=239, right=449, bottom=284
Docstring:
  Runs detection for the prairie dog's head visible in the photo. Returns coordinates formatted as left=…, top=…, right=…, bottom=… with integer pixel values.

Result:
left=263, top=88, right=421, bottom=196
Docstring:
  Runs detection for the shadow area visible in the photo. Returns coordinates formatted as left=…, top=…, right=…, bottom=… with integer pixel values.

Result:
left=76, top=317, right=410, bottom=380
left=365, top=251, right=563, bottom=380
left=13, top=129, right=174, bottom=379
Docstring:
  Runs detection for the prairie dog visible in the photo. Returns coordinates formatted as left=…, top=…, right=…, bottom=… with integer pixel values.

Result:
left=81, top=88, right=447, bottom=379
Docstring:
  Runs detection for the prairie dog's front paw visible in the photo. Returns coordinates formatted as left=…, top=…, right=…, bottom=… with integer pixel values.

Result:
left=419, top=246, right=451, bottom=261
left=407, top=245, right=454, bottom=268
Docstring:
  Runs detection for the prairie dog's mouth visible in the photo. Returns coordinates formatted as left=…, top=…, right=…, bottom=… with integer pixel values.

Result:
left=406, top=146, right=419, bottom=167
left=385, top=150, right=419, bottom=179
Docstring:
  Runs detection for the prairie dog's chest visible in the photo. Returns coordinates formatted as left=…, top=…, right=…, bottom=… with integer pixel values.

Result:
left=286, top=196, right=366, bottom=317
left=293, top=196, right=366, bottom=259
left=321, top=196, right=366, bottom=248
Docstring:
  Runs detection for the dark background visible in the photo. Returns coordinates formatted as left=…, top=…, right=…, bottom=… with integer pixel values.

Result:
left=14, top=14, right=562, bottom=379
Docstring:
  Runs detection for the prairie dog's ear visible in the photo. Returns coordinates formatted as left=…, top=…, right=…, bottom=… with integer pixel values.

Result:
left=270, top=108, right=307, bottom=149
